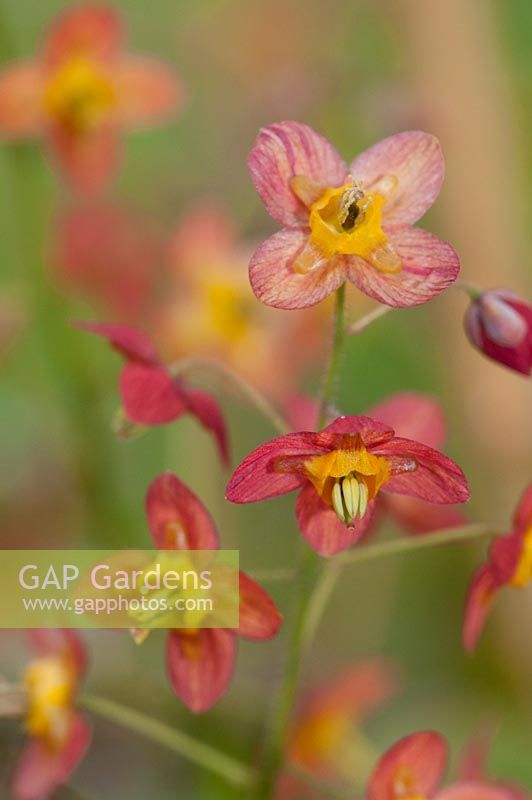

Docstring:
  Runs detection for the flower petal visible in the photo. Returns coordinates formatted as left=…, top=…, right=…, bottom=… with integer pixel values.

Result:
left=368, top=731, right=447, bottom=800
left=238, top=571, right=283, bottom=640
left=295, top=483, right=374, bottom=556
left=463, top=565, right=500, bottom=653
left=376, top=437, right=470, bottom=504
left=226, top=432, right=329, bottom=504
left=489, top=532, right=523, bottom=584
left=350, top=131, right=444, bottom=225
left=436, top=782, right=520, bottom=800
left=320, top=415, right=395, bottom=447
left=512, top=482, right=532, bottom=536
left=145, top=472, right=219, bottom=550
left=182, top=386, right=230, bottom=466
left=284, top=394, right=320, bottom=432
left=47, top=123, right=120, bottom=196
left=166, top=628, right=236, bottom=713
left=249, top=229, right=346, bottom=310
left=12, top=712, right=91, bottom=800
left=73, top=320, right=159, bottom=363
left=113, top=56, right=184, bottom=126
left=347, top=226, right=460, bottom=308
left=367, top=393, right=445, bottom=449
left=44, top=5, right=123, bottom=66
left=119, top=363, right=188, bottom=424
left=382, top=494, right=467, bottom=535
left=0, top=62, right=45, bottom=138
left=248, top=121, right=346, bottom=227
left=29, top=629, right=87, bottom=679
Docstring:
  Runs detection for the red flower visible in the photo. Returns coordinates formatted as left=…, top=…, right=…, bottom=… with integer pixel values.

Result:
left=12, top=630, right=90, bottom=800
left=226, top=417, right=469, bottom=556
left=247, top=122, right=459, bottom=310
left=463, top=483, right=532, bottom=652
left=0, top=4, right=183, bottom=194
left=75, top=321, right=229, bottom=464
left=285, top=392, right=467, bottom=536
left=464, top=289, right=532, bottom=376
left=145, top=472, right=282, bottom=713
left=53, top=204, right=163, bottom=321
left=368, top=731, right=514, bottom=800
left=226, top=415, right=470, bottom=556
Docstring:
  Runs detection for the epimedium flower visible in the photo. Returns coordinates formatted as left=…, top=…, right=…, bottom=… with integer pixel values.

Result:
left=75, top=321, right=229, bottom=464
left=278, top=659, right=398, bottom=798
left=226, top=415, right=470, bottom=556
left=155, top=206, right=326, bottom=399
left=285, top=392, right=467, bottom=536
left=463, top=482, right=532, bottom=652
left=464, top=289, right=532, bottom=376
left=141, top=472, right=282, bottom=713
left=0, top=4, right=183, bottom=194
left=367, top=731, right=515, bottom=800
left=12, top=629, right=90, bottom=800
left=247, top=122, right=460, bottom=310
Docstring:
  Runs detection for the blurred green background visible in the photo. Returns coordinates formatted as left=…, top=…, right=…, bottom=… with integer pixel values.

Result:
left=0, top=0, right=531, bottom=797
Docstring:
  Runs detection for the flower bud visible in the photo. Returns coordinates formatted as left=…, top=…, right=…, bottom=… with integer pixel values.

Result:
left=464, top=289, right=532, bottom=375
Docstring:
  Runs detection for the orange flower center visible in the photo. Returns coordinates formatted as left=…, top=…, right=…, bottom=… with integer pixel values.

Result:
left=393, top=766, right=425, bottom=800
left=510, top=526, right=532, bottom=588
left=45, top=55, right=115, bottom=134
left=290, top=708, right=351, bottom=768
left=304, top=439, right=391, bottom=525
left=23, top=655, right=75, bottom=749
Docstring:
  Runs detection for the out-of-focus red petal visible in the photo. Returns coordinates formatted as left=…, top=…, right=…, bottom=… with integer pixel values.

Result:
left=298, top=659, right=399, bottom=725
left=54, top=206, right=162, bottom=321
left=347, top=226, right=460, bottom=308
left=368, top=393, right=445, bottom=449
left=114, top=56, right=183, bottom=126
left=284, top=394, right=320, bottom=432
left=182, top=386, right=230, bottom=466
left=436, top=782, right=520, bottom=800
left=249, top=229, right=346, bottom=310
left=12, top=712, right=91, bottom=800
left=349, top=131, right=444, bottom=226
left=368, top=731, right=447, bottom=800
left=145, top=472, right=219, bottom=550
left=169, top=207, right=235, bottom=267
left=465, top=293, right=532, bottom=375
left=119, top=363, right=187, bottom=424
left=382, top=494, right=467, bottom=535
left=489, top=533, right=523, bottom=585
left=238, top=571, right=282, bottom=640
left=463, top=565, right=500, bottom=653
left=295, top=483, right=374, bottom=556
left=457, top=728, right=494, bottom=782
left=226, top=432, right=328, bottom=504
left=47, top=123, right=120, bottom=196
left=166, top=628, right=236, bottom=713
left=320, top=415, right=395, bottom=447
left=374, top=437, right=470, bottom=505
left=29, top=628, right=87, bottom=679
left=74, top=320, right=159, bottom=363
left=512, top=483, right=532, bottom=536
left=0, top=62, right=45, bottom=138
left=248, top=121, right=346, bottom=227
left=44, top=4, right=123, bottom=66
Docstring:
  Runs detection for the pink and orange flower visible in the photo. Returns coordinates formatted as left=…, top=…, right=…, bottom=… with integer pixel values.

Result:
left=247, top=122, right=459, bottom=310
left=463, top=482, right=532, bottom=652
left=464, top=289, right=532, bottom=376
left=75, top=321, right=229, bottom=464
left=226, top=414, right=470, bottom=556
left=154, top=207, right=326, bottom=398
left=367, top=731, right=514, bottom=800
left=12, top=629, right=90, bottom=800
left=0, top=4, right=183, bottom=194
left=285, top=392, right=467, bottom=536
left=142, top=472, right=282, bottom=713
